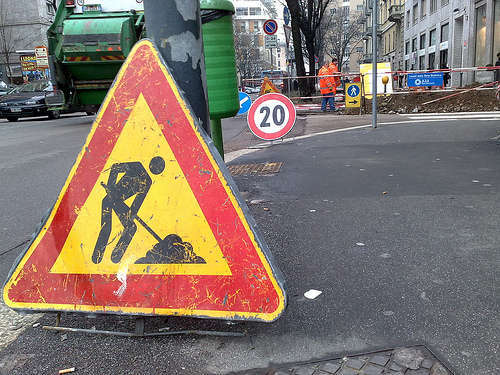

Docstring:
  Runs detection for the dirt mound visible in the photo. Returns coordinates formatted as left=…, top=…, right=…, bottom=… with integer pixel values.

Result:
left=353, top=88, right=499, bottom=114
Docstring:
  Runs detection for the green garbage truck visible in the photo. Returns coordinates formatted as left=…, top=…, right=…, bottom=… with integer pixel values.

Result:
left=48, top=0, right=239, bottom=142
left=48, top=0, right=146, bottom=113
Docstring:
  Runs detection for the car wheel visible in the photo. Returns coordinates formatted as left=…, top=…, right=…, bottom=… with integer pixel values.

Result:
left=48, top=110, right=61, bottom=120
left=86, top=111, right=96, bottom=116
left=7, top=116, right=18, bottom=122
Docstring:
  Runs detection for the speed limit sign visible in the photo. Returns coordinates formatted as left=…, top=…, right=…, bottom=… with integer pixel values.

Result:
left=247, top=93, right=296, bottom=140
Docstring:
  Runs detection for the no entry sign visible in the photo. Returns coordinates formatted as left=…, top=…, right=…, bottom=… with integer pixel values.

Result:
left=263, top=19, right=278, bottom=35
left=247, top=93, right=296, bottom=140
left=3, top=40, right=286, bottom=322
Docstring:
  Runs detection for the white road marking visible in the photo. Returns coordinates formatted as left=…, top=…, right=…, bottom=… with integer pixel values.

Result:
left=225, top=115, right=497, bottom=162
left=402, top=111, right=500, bottom=116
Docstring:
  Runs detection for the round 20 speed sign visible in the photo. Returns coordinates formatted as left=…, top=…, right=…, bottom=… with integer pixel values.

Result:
left=247, top=93, right=296, bottom=141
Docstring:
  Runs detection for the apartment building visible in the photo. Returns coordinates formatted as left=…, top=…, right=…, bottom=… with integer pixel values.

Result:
left=469, top=0, right=500, bottom=82
left=404, top=0, right=469, bottom=72
left=0, top=0, right=56, bottom=82
left=233, top=0, right=278, bottom=71
left=379, top=0, right=405, bottom=70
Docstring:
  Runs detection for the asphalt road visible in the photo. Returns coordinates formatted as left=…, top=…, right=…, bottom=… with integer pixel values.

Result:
left=0, top=113, right=499, bottom=374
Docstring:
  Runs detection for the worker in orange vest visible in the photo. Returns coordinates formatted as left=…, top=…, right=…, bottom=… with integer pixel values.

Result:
left=318, top=62, right=335, bottom=112
left=329, top=58, right=341, bottom=111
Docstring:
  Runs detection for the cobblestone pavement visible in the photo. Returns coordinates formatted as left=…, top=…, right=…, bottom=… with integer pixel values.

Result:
left=0, top=302, right=41, bottom=350
left=234, top=346, right=452, bottom=375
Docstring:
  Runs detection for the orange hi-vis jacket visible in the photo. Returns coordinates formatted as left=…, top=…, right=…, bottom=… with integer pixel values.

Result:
left=329, top=63, right=341, bottom=88
left=319, top=66, right=335, bottom=95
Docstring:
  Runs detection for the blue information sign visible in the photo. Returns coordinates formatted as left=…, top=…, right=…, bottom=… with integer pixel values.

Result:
left=237, top=91, right=252, bottom=115
left=408, top=72, right=444, bottom=87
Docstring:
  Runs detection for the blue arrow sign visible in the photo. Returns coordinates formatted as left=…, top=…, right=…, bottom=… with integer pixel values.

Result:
left=283, top=7, right=290, bottom=26
left=237, top=91, right=252, bottom=115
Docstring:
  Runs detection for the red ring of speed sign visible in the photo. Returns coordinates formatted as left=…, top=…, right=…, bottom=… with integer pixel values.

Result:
left=247, top=93, right=296, bottom=140
left=263, top=19, right=278, bottom=35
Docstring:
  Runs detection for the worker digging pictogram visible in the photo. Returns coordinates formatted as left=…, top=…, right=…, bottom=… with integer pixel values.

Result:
left=92, top=157, right=205, bottom=265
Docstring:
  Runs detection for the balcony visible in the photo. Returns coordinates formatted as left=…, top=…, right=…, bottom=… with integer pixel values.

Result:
left=388, top=5, right=403, bottom=22
left=364, top=6, right=372, bottom=17
left=363, top=26, right=382, bottom=39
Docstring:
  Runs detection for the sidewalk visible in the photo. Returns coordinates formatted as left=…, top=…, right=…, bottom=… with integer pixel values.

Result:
left=222, top=113, right=405, bottom=153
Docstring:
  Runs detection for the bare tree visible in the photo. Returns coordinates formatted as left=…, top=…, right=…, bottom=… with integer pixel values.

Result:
left=234, top=29, right=271, bottom=83
left=322, top=2, right=364, bottom=72
left=286, top=0, right=331, bottom=96
left=0, top=0, right=18, bottom=82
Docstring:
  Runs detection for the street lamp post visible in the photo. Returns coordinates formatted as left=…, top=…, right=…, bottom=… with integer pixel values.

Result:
left=372, top=0, right=378, bottom=129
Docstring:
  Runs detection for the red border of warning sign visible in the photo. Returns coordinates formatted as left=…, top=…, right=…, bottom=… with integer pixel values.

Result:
left=263, top=19, right=278, bottom=35
left=3, top=40, right=286, bottom=322
left=247, top=93, right=296, bottom=141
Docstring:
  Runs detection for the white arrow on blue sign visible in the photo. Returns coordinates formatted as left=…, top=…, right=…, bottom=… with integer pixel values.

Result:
left=237, top=91, right=252, bottom=115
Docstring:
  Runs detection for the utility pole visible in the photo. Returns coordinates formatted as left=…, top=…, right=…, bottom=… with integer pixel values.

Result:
left=143, top=0, right=210, bottom=135
left=372, top=0, right=378, bottom=129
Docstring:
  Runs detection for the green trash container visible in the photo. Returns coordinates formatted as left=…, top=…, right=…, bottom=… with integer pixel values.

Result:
left=201, top=0, right=239, bottom=158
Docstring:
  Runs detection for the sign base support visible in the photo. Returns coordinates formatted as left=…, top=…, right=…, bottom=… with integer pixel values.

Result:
left=42, top=316, right=245, bottom=338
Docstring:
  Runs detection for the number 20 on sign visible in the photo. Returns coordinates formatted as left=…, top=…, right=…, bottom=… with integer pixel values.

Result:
left=247, top=93, right=296, bottom=141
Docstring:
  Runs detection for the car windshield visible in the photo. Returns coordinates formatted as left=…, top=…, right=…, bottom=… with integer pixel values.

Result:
left=9, top=81, right=52, bottom=94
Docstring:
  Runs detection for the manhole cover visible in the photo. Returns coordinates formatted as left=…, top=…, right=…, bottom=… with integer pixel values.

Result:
left=232, top=345, right=453, bottom=375
left=228, top=162, right=283, bottom=176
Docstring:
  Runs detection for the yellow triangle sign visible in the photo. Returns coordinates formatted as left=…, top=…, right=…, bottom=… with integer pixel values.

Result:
left=3, top=39, right=286, bottom=322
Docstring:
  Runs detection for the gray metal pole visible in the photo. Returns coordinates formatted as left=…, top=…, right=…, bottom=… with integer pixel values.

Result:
left=371, top=0, right=378, bottom=129
left=143, top=0, right=210, bottom=135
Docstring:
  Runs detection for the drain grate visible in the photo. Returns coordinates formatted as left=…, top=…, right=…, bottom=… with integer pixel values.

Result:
left=233, top=345, right=453, bottom=375
left=228, top=162, right=283, bottom=176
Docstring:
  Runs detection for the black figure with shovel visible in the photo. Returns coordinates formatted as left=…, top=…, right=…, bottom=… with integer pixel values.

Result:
left=92, top=157, right=205, bottom=265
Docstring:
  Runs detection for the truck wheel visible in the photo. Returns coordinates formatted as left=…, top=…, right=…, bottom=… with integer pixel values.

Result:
left=48, top=110, right=61, bottom=120
left=7, top=116, right=19, bottom=122
left=86, top=111, right=96, bottom=116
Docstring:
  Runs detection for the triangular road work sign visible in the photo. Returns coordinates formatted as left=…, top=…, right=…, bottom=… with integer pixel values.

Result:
left=3, top=40, right=286, bottom=322
left=259, top=77, right=280, bottom=96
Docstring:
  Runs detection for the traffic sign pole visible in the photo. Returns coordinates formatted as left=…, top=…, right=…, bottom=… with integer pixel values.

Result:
left=144, top=0, right=210, bottom=134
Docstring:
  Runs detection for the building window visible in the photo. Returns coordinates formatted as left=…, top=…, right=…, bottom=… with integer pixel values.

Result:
left=440, top=22, right=449, bottom=42
left=429, top=28, right=436, bottom=46
left=421, top=0, right=427, bottom=18
left=249, top=7, right=261, bottom=16
left=388, top=33, right=391, bottom=52
left=494, top=0, right=500, bottom=63
left=429, top=52, right=436, bottom=69
left=430, top=0, right=437, bottom=14
left=405, top=40, right=410, bottom=54
left=236, top=7, right=248, bottom=16
left=239, top=22, right=246, bottom=33
left=420, top=33, right=426, bottom=49
left=441, top=0, right=449, bottom=6
left=412, top=37, right=417, bottom=52
left=413, top=4, right=418, bottom=25
left=330, top=8, right=337, bottom=15
left=406, top=10, right=410, bottom=28
left=357, top=5, right=363, bottom=11
left=419, top=55, right=425, bottom=69
left=253, top=21, right=259, bottom=32
left=475, top=4, right=488, bottom=66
